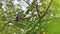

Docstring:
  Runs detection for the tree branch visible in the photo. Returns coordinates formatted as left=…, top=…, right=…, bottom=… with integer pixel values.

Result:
left=40, top=0, right=53, bottom=20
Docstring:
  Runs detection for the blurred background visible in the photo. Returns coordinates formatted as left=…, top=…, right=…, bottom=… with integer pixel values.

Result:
left=0, top=0, right=60, bottom=34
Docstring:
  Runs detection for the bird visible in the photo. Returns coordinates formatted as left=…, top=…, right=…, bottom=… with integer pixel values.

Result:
left=16, top=10, right=24, bottom=21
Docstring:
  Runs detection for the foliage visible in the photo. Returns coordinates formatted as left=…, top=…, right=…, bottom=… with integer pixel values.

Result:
left=0, top=0, right=60, bottom=34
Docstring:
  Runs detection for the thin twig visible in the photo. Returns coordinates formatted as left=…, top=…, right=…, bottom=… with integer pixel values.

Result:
left=36, top=4, right=41, bottom=18
left=40, top=0, right=53, bottom=20
left=25, top=0, right=30, bottom=5
left=42, top=16, right=60, bottom=22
